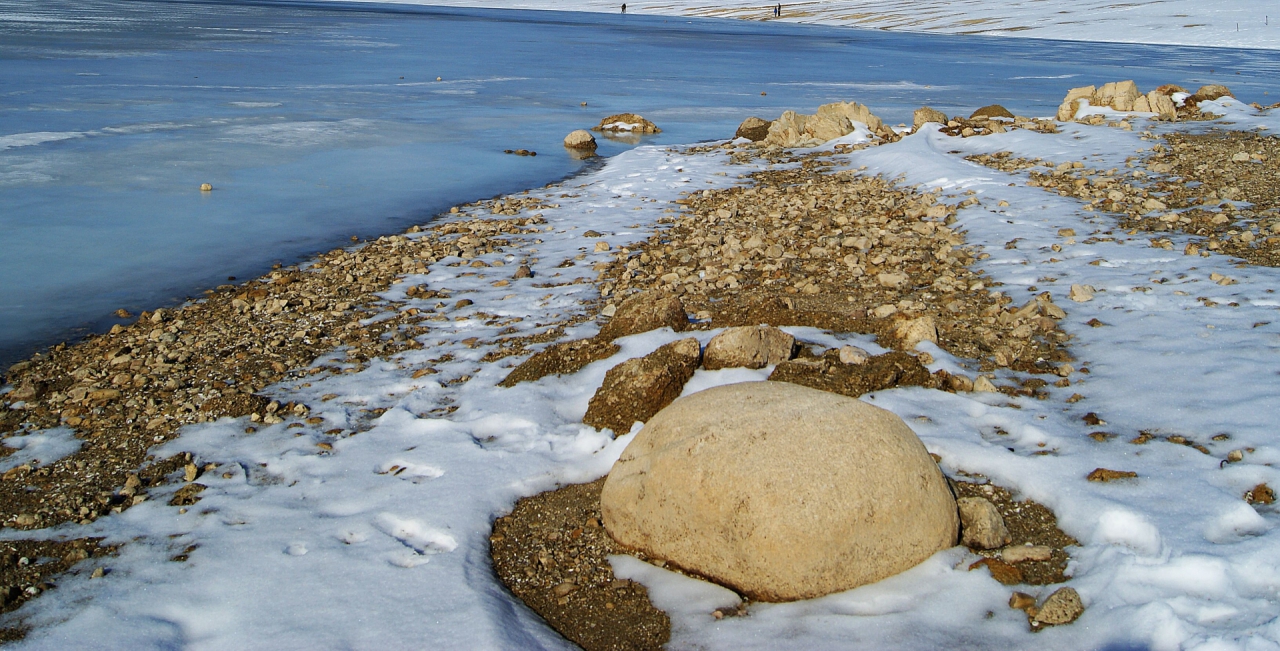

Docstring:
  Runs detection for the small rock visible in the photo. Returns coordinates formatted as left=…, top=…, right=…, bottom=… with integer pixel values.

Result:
left=1226, top=449, right=1244, bottom=463
left=973, top=376, right=998, bottom=393
left=970, top=105, right=1015, bottom=120
left=838, top=345, right=870, bottom=365
left=563, top=129, right=597, bottom=150
left=454, top=299, right=474, bottom=309
left=1190, top=84, right=1233, bottom=103
left=594, top=241, right=611, bottom=252
left=703, top=325, right=795, bottom=370
left=735, top=116, right=772, bottom=142
left=601, top=303, right=617, bottom=317
left=913, top=106, right=949, bottom=129
left=1086, top=468, right=1137, bottom=482
left=513, top=265, right=533, bottom=279
left=1245, top=483, right=1276, bottom=505
left=593, top=113, right=661, bottom=134
left=1068, top=284, right=1095, bottom=302
left=1001, top=545, right=1053, bottom=563
left=200, top=183, right=212, bottom=192
left=968, top=557, right=1023, bottom=585
left=892, top=315, right=938, bottom=350
left=552, top=581, right=579, bottom=598
left=1034, top=587, right=1084, bottom=626
left=947, top=374, right=974, bottom=392
left=877, top=272, right=909, bottom=289
left=870, top=304, right=897, bottom=319
left=1009, top=591, right=1037, bottom=611
left=957, top=496, right=1012, bottom=550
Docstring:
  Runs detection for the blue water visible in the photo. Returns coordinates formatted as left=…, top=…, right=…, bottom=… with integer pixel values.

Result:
left=2, top=0, right=1278, bottom=368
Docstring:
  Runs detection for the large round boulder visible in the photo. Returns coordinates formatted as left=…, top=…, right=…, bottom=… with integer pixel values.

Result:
left=601, top=381, right=958, bottom=602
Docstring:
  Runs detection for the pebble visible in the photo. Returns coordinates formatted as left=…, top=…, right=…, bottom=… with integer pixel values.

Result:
left=1033, top=587, right=1084, bottom=626
left=1001, top=544, right=1053, bottom=563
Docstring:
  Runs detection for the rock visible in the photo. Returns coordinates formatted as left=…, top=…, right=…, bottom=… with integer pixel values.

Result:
left=169, top=483, right=206, bottom=506
left=913, top=106, right=949, bottom=129
left=877, top=272, right=908, bottom=289
left=513, top=265, right=533, bottom=279
left=499, top=337, right=621, bottom=387
left=1068, top=284, right=1094, bottom=302
left=817, top=101, right=883, bottom=132
left=838, top=345, right=870, bottom=365
left=1153, top=84, right=1188, bottom=96
left=703, top=325, right=795, bottom=370
left=1034, top=587, right=1084, bottom=626
left=583, top=338, right=701, bottom=436
left=1086, top=468, right=1137, bottom=482
left=973, top=376, right=998, bottom=393
left=957, top=496, right=1012, bottom=550
left=947, top=374, right=974, bottom=392
left=200, top=183, right=212, bottom=192
left=1245, top=483, right=1276, bottom=505
left=768, top=351, right=932, bottom=399
left=734, top=116, right=772, bottom=142
left=601, top=382, right=959, bottom=602
left=563, top=129, right=597, bottom=150
left=1062, top=86, right=1096, bottom=104
left=892, top=316, right=938, bottom=350
left=1094, top=80, right=1141, bottom=111
left=1009, top=591, right=1037, bottom=611
left=598, top=292, right=688, bottom=340
left=970, top=105, right=1015, bottom=120
left=763, top=102, right=883, bottom=147
left=1191, top=84, right=1233, bottom=103
left=593, top=113, right=661, bottom=134
left=1056, top=101, right=1079, bottom=122
left=1001, top=544, right=1053, bottom=563
left=968, top=557, right=1023, bottom=585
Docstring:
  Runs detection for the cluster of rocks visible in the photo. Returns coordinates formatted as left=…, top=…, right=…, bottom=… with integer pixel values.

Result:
left=592, top=146, right=1075, bottom=379
left=1054, top=80, right=1242, bottom=124
left=968, top=129, right=1280, bottom=267
left=754, top=101, right=893, bottom=148
left=592, top=113, right=661, bottom=134
left=0, top=199, right=571, bottom=536
left=915, top=104, right=1061, bottom=138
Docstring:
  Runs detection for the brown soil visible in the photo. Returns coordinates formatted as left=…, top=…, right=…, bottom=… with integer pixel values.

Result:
left=968, top=130, right=1280, bottom=268
left=498, top=338, right=620, bottom=387
left=953, top=480, right=1077, bottom=586
left=490, top=479, right=671, bottom=651
left=0, top=538, right=116, bottom=639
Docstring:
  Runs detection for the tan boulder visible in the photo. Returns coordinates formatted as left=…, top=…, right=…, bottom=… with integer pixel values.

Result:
left=1062, top=85, right=1096, bottom=104
left=1191, top=84, right=1233, bottom=103
left=957, top=496, right=1011, bottom=550
left=563, top=129, right=597, bottom=150
left=1133, top=95, right=1151, bottom=112
left=598, top=292, right=688, bottom=340
left=703, top=325, right=795, bottom=370
left=1094, top=80, right=1141, bottom=111
left=892, top=315, right=938, bottom=350
left=1148, top=91, right=1177, bottom=120
left=970, top=104, right=1014, bottom=120
left=734, top=116, right=772, bottom=141
left=601, top=381, right=959, bottom=602
left=1056, top=101, right=1079, bottom=122
left=913, top=106, right=949, bottom=129
left=593, top=113, right=661, bottom=134
left=583, top=338, right=701, bottom=436
left=817, top=101, right=883, bottom=132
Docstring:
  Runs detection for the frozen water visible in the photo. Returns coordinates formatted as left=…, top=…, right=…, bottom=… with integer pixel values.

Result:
left=3, top=0, right=1280, bottom=367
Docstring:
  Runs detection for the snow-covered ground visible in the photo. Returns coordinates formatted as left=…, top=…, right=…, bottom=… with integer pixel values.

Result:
left=4, top=96, right=1280, bottom=649
left=335, top=0, right=1280, bottom=49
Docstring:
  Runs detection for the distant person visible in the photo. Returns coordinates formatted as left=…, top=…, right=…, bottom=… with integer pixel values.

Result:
left=621, top=3, right=626, bottom=13
left=775, top=3, right=781, bottom=17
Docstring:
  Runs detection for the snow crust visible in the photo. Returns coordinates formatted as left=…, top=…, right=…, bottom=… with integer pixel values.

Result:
left=5, top=104, right=1280, bottom=649
left=327, top=0, right=1280, bottom=50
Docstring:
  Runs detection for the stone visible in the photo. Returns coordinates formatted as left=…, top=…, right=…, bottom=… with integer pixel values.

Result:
left=1002, top=544, right=1053, bottom=563
left=838, top=345, right=870, bottom=365
left=892, top=316, right=938, bottom=350
left=1068, top=284, right=1094, bottom=302
left=703, top=325, right=795, bottom=370
left=957, top=496, right=1012, bottom=550
left=1009, top=592, right=1037, bottom=611
left=513, top=265, right=533, bottom=279
left=598, top=292, right=688, bottom=340
left=1190, top=84, right=1233, bottom=103
left=1034, top=587, right=1084, bottom=626
left=1086, top=468, right=1137, bottom=482
left=200, top=183, right=212, bottom=192
left=1063, top=86, right=1096, bottom=104
left=970, top=105, right=1015, bottom=120
left=947, top=374, right=974, bottom=392
left=968, top=557, right=1023, bottom=585
left=563, top=129, right=597, bottom=150
left=973, top=376, right=998, bottom=393
left=735, top=116, right=772, bottom=142
left=817, top=100, right=883, bottom=132
left=593, top=113, right=661, bottom=134
left=913, top=106, right=949, bottom=129
left=583, top=338, right=702, bottom=436
left=1245, top=483, right=1276, bottom=505
left=1094, top=80, right=1141, bottom=111
left=601, top=381, right=959, bottom=602
left=877, top=272, right=908, bottom=289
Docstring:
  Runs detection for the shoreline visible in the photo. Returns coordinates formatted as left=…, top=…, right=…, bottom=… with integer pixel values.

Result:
left=2, top=86, right=1280, bottom=646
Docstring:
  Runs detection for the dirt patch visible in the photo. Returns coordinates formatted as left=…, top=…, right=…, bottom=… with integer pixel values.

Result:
left=0, top=537, right=116, bottom=638
left=498, top=337, right=621, bottom=387
left=953, top=480, right=1077, bottom=586
left=490, top=479, right=671, bottom=651
left=969, top=130, right=1280, bottom=268
left=769, top=350, right=936, bottom=398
